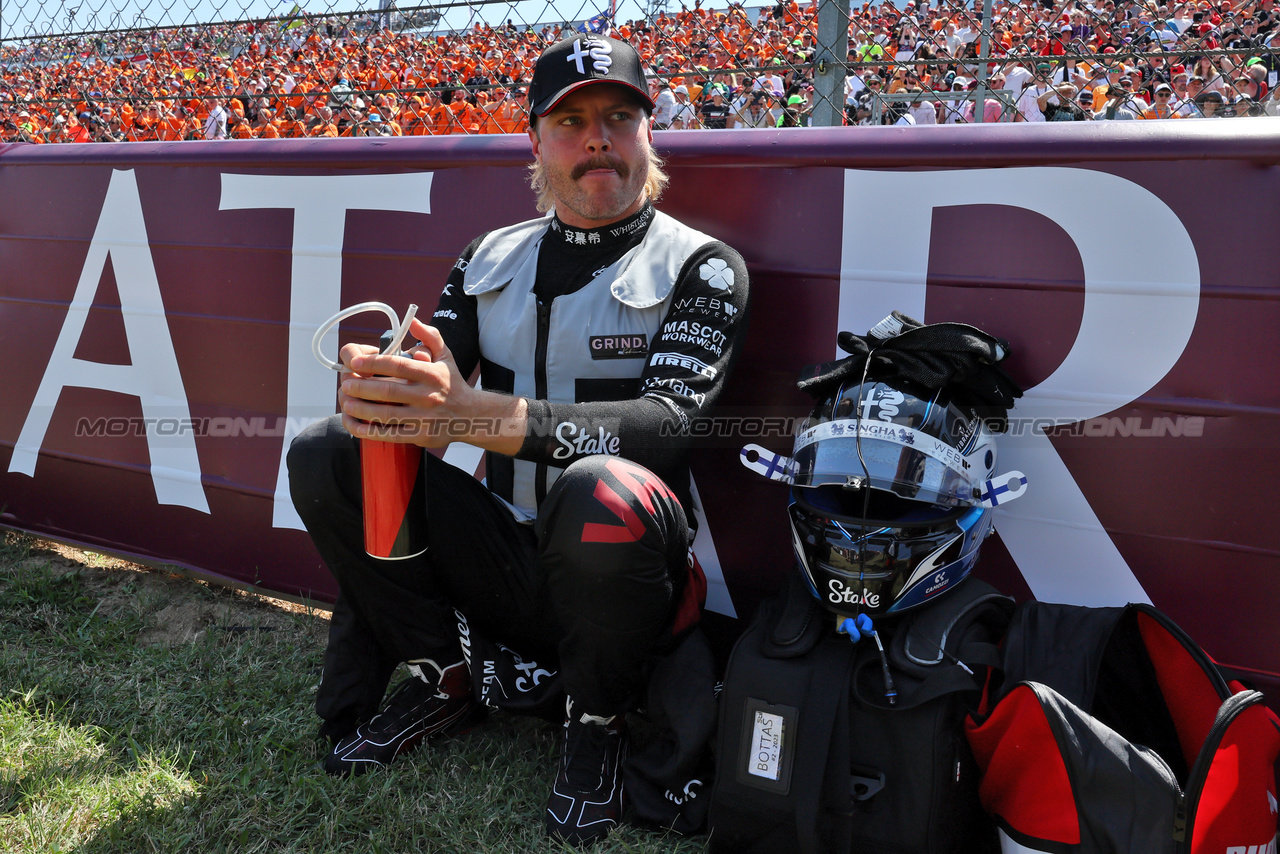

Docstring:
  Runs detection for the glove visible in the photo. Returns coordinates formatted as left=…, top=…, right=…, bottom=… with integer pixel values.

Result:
left=797, top=311, right=1024, bottom=430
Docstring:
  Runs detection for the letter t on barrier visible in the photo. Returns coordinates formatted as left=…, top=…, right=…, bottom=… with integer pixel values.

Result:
left=219, top=172, right=434, bottom=530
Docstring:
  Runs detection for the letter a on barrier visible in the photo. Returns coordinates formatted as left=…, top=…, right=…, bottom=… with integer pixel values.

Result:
left=9, top=169, right=209, bottom=512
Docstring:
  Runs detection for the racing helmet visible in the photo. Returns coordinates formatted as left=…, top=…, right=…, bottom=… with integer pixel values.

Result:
left=788, top=376, right=997, bottom=619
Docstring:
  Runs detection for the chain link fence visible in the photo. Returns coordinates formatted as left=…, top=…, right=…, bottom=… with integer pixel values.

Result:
left=1, top=0, right=1278, bottom=142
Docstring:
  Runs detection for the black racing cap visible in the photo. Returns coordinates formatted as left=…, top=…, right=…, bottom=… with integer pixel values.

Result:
left=528, top=35, right=655, bottom=118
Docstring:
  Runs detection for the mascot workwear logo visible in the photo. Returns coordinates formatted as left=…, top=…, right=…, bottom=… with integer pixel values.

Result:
left=828, top=578, right=881, bottom=609
left=566, top=38, right=613, bottom=74
left=660, top=319, right=727, bottom=357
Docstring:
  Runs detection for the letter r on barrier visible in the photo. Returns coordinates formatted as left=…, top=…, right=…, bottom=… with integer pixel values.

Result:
left=839, top=167, right=1200, bottom=607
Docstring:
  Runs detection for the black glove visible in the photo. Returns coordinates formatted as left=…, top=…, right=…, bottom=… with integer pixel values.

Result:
left=798, top=311, right=1023, bottom=430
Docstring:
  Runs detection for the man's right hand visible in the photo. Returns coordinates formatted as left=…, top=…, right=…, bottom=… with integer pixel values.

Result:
left=337, top=318, right=527, bottom=454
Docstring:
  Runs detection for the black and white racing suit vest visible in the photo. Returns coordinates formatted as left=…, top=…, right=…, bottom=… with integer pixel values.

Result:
left=462, top=210, right=714, bottom=521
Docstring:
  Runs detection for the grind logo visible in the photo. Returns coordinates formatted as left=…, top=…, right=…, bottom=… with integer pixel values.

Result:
left=589, top=334, right=648, bottom=359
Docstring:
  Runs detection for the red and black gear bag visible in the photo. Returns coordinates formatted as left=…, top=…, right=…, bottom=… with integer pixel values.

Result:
left=964, top=601, right=1280, bottom=854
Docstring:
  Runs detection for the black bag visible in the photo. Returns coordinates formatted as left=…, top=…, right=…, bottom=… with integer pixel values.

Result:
left=709, top=574, right=1012, bottom=854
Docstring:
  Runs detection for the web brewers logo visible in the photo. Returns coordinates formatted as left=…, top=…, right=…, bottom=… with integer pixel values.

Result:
left=674, top=295, right=738, bottom=319
left=567, top=38, right=613, bottom=75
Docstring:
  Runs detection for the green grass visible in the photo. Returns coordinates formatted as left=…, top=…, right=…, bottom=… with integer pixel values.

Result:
left=0, top=531, right=708, bottom=853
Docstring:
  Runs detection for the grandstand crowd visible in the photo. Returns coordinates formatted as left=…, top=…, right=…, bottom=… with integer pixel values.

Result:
left=2, top=0, right=1279, bottom=142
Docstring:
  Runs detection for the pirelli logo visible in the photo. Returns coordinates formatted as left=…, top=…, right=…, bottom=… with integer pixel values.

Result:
left=650, top=351, right=717, bottom=379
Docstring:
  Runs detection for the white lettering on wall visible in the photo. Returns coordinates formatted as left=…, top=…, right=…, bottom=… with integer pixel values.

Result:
left=219, top=172, right=434, bottom=529
left=9, top=169, right=209, bottom=512
left=840, top=166, right=1200, bottom=607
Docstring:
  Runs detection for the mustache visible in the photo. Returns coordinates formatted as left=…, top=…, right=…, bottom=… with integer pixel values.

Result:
left=571, top=157, right=629, bottom=181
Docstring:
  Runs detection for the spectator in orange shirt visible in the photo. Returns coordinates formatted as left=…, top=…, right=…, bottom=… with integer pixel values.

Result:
left=152, top=104, right=187, bottom=141
left=445, top=89, right=476, bottom=133
left=399, top=92, right=433, bottom=136
left=306, top=103, right=339, bottom=137
left=130, top=104, right=161, bottom=141
left=254, top=107, right=282, bottom=138
left=1139, top=83, right=1183, bottom=118
left=277, top=106, right=308, bottom=138
left=227, top=111, right=255, bottom=138
left=493, top=88, right=529, bottom=133
left=68, top=113, right=94, bottom=143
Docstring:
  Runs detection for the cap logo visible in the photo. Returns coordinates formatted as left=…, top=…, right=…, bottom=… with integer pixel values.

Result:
left=567, top=37, right=613, bottom=75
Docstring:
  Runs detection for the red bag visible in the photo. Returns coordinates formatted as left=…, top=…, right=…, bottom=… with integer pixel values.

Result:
left=965, top=602, right=1280, bottom=854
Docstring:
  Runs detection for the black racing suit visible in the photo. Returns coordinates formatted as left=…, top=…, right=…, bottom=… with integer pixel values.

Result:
left=288, top=202, right=750, bottom=738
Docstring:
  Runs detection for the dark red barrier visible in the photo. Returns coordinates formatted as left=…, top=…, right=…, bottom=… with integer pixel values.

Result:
left=2, top=123, right=1277, bottom=706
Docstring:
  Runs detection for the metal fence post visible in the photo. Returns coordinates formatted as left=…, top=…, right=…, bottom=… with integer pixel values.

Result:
left=974, top=0, right=995, bottom=122
left=812, top=0, right=851, bottom=127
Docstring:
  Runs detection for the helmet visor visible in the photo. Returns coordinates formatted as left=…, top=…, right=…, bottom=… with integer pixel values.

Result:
left=790, top=502, right=987, bottom=617
left=792, top=418, right=982, bottom=508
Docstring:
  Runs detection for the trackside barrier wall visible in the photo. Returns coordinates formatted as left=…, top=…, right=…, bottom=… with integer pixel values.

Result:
left=2, top=122, right=1278, bottom=707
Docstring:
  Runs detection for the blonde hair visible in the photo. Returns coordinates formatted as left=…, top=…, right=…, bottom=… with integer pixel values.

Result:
left=527, top=144, right=670, bottom=213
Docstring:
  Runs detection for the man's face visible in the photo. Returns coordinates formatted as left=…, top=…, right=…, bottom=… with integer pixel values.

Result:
left=529, top=84, right=652, bottom=229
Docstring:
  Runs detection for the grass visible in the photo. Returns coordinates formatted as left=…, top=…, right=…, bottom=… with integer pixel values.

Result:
left=0, top=531, right=709, bottom=853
